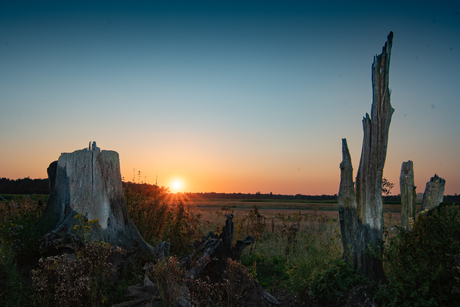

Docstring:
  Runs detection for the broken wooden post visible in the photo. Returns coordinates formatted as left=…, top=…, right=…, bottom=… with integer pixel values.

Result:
left=400, top=160, right=416, bottom=230
left=338, top=32, right=394, bottom=282
left=37, top=142, right=155, bottom=262
left=421, top=174, right=446, bottom=211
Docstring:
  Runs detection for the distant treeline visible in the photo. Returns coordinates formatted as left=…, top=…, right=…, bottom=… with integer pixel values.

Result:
left=0, top=177, right=49, bottom=195
left=1, top=179, right=460, bottom=203
left=183, top=192, right=339, bottom=201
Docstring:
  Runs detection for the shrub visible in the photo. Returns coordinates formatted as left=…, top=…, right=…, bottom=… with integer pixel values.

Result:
left=241, top=253, right=289, bottom=290
left=309, top=259, right=369, bottom=305
left=0, top=244, right=35, bottom=306
left=31, top=241, right=125, bottom=307
left=188, top=258, right=254, bottom=307
left=376, top=203, right=460, bottom=306
left=147, top=257, right=186, bottom=307
left=0, top=196, right=45, bottom=261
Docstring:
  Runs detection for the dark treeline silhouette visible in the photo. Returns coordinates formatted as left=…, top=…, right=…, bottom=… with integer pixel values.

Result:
left=184, top=191, right=339, bottom=201
left=1, top=178, right=459, bottom=204
left=122, top=181, right=169, bottom=198
left=0, top=177, right=49, bottom=194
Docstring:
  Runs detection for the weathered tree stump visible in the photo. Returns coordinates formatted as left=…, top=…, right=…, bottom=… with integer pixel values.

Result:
left=338, top=32, right=394, bottom=282
left=421, top=174, right=446, bottom=211
left=37, top=142, right=154, bottom=262
left=400, top=160, right=416, bottom=230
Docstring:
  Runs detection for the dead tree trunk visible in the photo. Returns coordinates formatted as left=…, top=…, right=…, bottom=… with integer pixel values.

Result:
left=421, top=174, right=446, bottom=211
left=37, top=142, right=154, bottom=263
left=338, top=32, right=394, bottom=282
left=400, top=160, right=416, bottom=230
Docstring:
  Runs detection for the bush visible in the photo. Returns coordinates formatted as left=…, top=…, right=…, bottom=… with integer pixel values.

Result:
left=31, top=241, right=125, bottom=307
left=147, top=257, right=186, bottom=307
left=0, top=244, right=35, bottom=306
left=309, top=259, right=369, bottom=305
left=188, top=258, right=255, bottom=307
left=241, top=253, right=289, bottom=290
left=376, top=203, right=460, bottom=306
left=0, top=196, right=45, bottom=261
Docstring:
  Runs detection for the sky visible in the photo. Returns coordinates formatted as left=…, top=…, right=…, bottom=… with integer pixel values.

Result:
left=1, top=1, right=459, bottom=195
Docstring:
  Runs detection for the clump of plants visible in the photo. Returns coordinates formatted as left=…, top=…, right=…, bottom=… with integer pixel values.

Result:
left=241, top=252, right=289, bottom=290
left=376, top=203, right=460, bottom=306
left=309, top=258, right=369, bottom=305
left=239, top=209, right=343, bottom=297
left=0, top=196, right=45, bottom=261
left=188, top=258, right=255, bottom=307
left=234, top=205, right=267, bottom=249
left=0, top=196, right=46, bottom=306
left=123, top=182, right=201, bottom=256
left=147, top=257, right=186, bottom=307
left=31, top=241, right=125, bottom=307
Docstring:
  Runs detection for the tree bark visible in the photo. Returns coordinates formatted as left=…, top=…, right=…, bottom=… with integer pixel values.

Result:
left=37, top=142, right=154, bottom=263
left=421, top=174, right=445, bottom=211
left=400, top=160, right=416, bottom=230
left=338, top=32, right=394, bottom=282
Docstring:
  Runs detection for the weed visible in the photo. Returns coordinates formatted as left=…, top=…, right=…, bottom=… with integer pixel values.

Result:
left=147, top=257, right=186, bottom=307
left=31, top=241, right=125, bottom=307
left=375, top=203, right=460, bottom=306
left=124, top=183, right=201, bottom=257
left=188, top=258, right=254, bottom=307
left=309, top=259, right=369, bottom=305
left=0, top=244, right=35, bottom=306
left=0, top=196, right=45, bottom=261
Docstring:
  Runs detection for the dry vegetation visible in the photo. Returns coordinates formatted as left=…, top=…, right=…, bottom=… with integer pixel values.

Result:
left=0, top=186, right=459, bottom=306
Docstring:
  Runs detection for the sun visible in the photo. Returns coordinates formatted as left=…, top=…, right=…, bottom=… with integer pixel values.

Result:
left=173, top=181, right=181, bottom=189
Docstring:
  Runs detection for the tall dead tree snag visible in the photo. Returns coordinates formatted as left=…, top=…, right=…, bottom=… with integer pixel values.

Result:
left=400, top=160, right=416, bottom=230
left=338, top=32, right=394, bottom=282
left=37, top=142, right=155, bottom=262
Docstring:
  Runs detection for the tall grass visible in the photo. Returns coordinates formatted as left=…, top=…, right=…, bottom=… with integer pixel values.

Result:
left=197, top=206, right=344, bottom=296
left=123, top=182, right=201, bottom=256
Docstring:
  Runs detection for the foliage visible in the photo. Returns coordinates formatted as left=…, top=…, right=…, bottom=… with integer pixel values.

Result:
left=0, top=196, right=45, bottom=261
left=234, top=205, right=267, bottom=250
left=189, top=275, right=227, bottom=307
left=375, top=203, right=460, bottom=306
left=31, top=241, right=125, bottom=307
left=188, top=258, right=255, bottom=307
left=162, top=202, right=201, bottom=256
left=241, top=253, right=289, bottom=290
left=238, top=209, right=343, bottom=297
left=123, top=182, right=201, bottom=256
left=73, top=213, right=102, bottom=243
left=382, top=177, right=395, bottom=196
left=310, top=259, right=369, bottom=304
left=147, top=257, right=186, bottom=307
left=0, top=244, right=35, bottom=306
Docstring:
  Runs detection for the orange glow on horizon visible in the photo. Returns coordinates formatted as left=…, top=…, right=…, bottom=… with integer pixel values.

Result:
left=164, top=191, right=192, bottom=204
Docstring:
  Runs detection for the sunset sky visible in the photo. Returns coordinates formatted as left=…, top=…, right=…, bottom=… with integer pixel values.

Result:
left=1, top=1, right=459, bottom=195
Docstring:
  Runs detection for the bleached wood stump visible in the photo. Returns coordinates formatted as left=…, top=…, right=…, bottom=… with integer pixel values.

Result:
left=37, top=142, right=154, bottom=263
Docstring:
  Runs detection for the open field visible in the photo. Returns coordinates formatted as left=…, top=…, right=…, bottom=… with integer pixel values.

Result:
left=169, top=197, right=408, bottom=214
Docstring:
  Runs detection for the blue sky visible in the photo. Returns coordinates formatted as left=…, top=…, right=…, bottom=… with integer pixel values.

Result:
left=1, top=1, right=459, bottom=194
